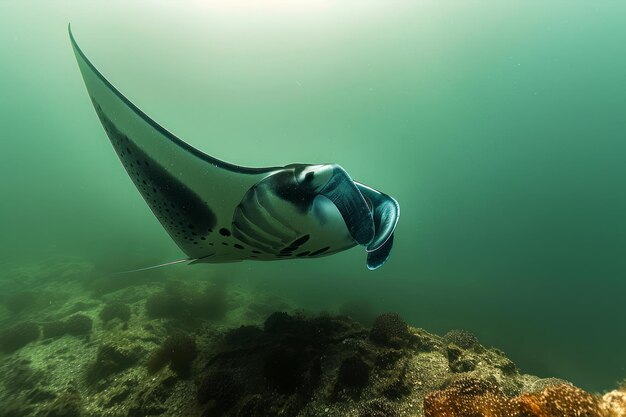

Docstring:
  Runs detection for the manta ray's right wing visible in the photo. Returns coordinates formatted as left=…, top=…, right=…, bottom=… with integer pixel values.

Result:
left=69, top=26, right=278, bottom=260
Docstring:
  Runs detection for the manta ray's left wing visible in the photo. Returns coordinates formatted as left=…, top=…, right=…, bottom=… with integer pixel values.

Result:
left=69, top=26, right=278, bottom=260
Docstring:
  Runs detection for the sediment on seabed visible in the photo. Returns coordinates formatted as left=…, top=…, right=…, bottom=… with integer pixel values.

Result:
left=0, top=259, right=624, bottom=417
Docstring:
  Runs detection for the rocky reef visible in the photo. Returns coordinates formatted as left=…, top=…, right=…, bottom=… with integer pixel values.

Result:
left=0, top=259, right=624, bottom=417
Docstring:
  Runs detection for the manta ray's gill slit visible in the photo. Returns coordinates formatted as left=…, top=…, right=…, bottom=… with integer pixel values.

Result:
left=309, top=246, right=330, bottom=257
left=290, top=235, right=310, bottom=247
left=231, top=224, right=276, bottom=254
left=279, top=234, right=311, bottom=255
left=91, top=99, right=216, bottom=255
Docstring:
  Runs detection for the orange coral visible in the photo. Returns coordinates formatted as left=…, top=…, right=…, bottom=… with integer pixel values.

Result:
left=518, top=384, right=603, bottom=417
left=601, top=388, right=626, bottom=417
left=424, top=378, right=607, bottom=417
left=424, top=378, right=518, bottom=417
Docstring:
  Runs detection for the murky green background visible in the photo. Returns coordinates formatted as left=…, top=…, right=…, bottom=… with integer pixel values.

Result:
left=1, top=1, right=625, bottom=391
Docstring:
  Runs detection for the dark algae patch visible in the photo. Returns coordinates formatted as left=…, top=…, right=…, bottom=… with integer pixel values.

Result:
left=145, top=280, right=229, bottom=322
left=41, top=315, right=93, bottom=340
left=146, top=332, right=198, bottom=377
left=99, top=302, right=131, bottom=323
left=0, top=322, right=40, bottom=353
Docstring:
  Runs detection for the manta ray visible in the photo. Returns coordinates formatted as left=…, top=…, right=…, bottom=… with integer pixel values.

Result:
left=69, top=26, right=399, bottom=270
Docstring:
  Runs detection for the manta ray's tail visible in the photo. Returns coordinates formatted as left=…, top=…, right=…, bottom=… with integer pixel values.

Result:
left=114, top=257, right=194, bottom=274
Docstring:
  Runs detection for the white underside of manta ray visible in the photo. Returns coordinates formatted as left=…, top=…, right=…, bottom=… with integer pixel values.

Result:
left=69, top=26, right=400, bottom=270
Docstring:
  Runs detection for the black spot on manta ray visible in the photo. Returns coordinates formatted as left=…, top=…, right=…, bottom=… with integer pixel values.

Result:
left=219, top=228, right=231, bottom=237
left=91, top=99, right=216, bottom=250
left=233, top=244, right=244, bottom=250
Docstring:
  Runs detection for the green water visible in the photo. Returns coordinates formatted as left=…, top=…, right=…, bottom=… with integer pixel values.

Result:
left=1, top=1, right=625, bottom=392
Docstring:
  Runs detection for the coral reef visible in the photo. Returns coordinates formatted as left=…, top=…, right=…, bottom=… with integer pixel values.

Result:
left=0, top=321, right=40, bottom=353
left=518, top=383, right=603, bottom=416
left=423, top=377, right=607, bottom=417
left=262, top=342, right=322, bottom=394
left=0, top=259, right=622, bottom=417
left=369, top=312, right=410, bottom=347
left=602, top=387, right=626, bottom=417
left=446, top=344, right=477, bottom=373
left=193, top=312, right=366, bottom=416
left=336, top=355, right=371, bottom=389
left=99, top=301, right=131, bottom=323
left=333, top=354, right=371, bottom=400
left=443, top=329, right=482, bottom=351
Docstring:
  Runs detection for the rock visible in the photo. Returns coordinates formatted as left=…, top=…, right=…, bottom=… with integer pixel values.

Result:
left=443, top=330, right=483, bottom=352
left=3, top=291, right=39, bottom=314
left=336, top=355, right=370, bottom=389
left=41, top=314, right=93, bottom=340
left=41, top=321, right=68, bottom=339
left=63, top=314, right=92, bottom=336
left=358, top=398, right=400, bottom=417
left=197, top=369, right=242, bottom=415
left=41, top=389, right=83, bottom=417
left=86, top=341, right=145, bottom=387
left=0, top=322, right=40, bottom=353
left=99, top=301, right=131, bottom=323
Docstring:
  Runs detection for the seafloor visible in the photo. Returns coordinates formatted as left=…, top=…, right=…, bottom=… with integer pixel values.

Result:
left=0, top=259, right=624, bottom=417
